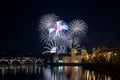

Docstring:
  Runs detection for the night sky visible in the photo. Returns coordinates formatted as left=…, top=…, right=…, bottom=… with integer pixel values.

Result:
left=0, top=0, right=120, bottom=54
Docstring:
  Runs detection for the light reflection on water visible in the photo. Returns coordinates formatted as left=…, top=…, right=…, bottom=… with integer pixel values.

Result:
left=0, top=65, right=118, bottom=80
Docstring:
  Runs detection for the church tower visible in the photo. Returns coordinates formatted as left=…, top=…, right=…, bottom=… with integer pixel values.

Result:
left=71, top=40, right=76, bottom=63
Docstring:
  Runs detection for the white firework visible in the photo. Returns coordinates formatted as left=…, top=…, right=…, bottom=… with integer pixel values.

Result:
left=39, top=13, right=59, bottom=31
left=40, top=32, right=53, bottom=44
left=38, top=13, right=59, bottom=43
left=42, top=41, right=57, bottom=54
left=69, top=19, right=88, bottom=41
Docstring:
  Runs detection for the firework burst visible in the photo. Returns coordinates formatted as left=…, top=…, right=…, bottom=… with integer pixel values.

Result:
left=48, top=20, right=68, bottom=40
left=39, top=13, right=59, bottom=31
left=38, top=13, right=88, bottom=54
left=69, top=19, right=88, bottom=41
left=42, top=41, right=56, bottom=54
left=39, top=13, right=69, bottom=43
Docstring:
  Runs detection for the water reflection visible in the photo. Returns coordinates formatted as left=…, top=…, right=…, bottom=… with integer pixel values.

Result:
left=0, top=66, right=41, bottom=76
left=0, top=65, right=119, bottom=80
left=43, top=66, right=113, bottom=80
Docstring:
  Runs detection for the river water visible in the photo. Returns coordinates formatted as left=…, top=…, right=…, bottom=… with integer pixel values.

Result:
left=0, top=65, right=119, bottom=80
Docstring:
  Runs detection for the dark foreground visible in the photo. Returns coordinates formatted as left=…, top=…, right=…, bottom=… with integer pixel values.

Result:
left=0, top=64, right=120, bottom=80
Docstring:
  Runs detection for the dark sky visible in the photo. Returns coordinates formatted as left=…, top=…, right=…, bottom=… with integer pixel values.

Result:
left=0, top=0, right=120, bottom=54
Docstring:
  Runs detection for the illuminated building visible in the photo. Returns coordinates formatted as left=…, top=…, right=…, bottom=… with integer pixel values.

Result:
left=52, top=41, right=89, bottom=63
left=91, top=46, right=120, bottom=62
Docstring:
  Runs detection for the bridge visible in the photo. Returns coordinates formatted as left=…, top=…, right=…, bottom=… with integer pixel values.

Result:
left=0, top=57, right=44, bottom=66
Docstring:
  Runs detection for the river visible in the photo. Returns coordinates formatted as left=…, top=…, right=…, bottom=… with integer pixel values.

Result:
left=0, top=65, right=119, bottom=80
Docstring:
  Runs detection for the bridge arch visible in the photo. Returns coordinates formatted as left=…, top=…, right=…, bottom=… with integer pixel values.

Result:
left=23, top=60, right=34, bottom=66
left=0, top=61, right=9, bottom=66
left=12, top=60, right=21, bottom=66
